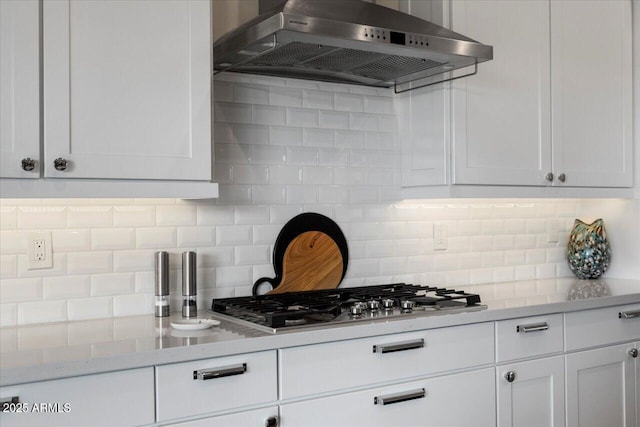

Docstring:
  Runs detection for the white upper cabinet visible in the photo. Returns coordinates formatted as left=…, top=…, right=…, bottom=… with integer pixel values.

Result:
left=0, top=0, right=40, bottom=179
left=451, top=0, right=551, bottom=186
left=42, top=0, right=212, bottom=181
left=550, top=0, right=633, bottom=188
left=451, top=0, right=632, bottom=188
left=404, top=0, right=633, bottom=195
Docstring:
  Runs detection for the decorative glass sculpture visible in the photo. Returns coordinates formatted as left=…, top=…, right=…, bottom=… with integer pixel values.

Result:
left=567, top=219, right=611, bottom=279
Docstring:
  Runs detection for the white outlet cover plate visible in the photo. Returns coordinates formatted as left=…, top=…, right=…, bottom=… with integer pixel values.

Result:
left=27, top=231, right=53, bottom=269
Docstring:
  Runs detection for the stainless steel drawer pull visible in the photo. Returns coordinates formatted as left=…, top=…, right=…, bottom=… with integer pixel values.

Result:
left=374, top=388, right=426, bottom=406
left=194, top=363, right=247, bottom=380
left=516, top=322, right=549, bottom=333
left=373, top=339, right=425, bottom=354
left=619, top=310, right=640, bottom=319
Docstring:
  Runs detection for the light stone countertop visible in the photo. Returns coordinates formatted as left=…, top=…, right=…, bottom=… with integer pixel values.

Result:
left=1, top=277, right=639, bottom=387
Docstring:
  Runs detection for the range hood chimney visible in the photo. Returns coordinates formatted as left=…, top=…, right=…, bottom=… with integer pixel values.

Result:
left=213, top=0, right=493, bottom=93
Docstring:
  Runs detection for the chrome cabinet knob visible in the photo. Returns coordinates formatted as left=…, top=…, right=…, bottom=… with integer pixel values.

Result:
left=558, top=173, right=566, bottom=183
left=504, top=371, right=516, bottom=383
left=545, top=173, right=554, bottom=182
left=53, top=157, right=68, bottom=171
left=629, top=348, right=638, bottom=358
left=21, top=158, right=36, bottom=171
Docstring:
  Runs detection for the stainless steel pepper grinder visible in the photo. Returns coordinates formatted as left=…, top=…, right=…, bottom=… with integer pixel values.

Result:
left=182, top=251, right=197, bottom=318
left=154, top=251, right=170, bottom=317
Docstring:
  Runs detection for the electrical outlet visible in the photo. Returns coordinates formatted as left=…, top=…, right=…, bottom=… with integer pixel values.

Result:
left=547, top=220, right=559, bottom=243
left=433, top=223, right=448, bottom=250
left=27, top=232, right=53, bottom=269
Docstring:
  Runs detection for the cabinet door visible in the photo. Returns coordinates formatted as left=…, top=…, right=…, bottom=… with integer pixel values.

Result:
left=399, top=0, right=449, bottom=187
left=43, top=0, right=211, bottom=180
left=550, top=0, right=632, bottom=188
left=0, top=368, right=154, bottom=427
left=451, top=0, right=551, bottom=186
left=566, top=343, right=637, bottom=427
left=280, top=368, right=496, bottom=427
left=0, top=0, right=40, bottom=178
left=496, top=356, right=565, bottom=427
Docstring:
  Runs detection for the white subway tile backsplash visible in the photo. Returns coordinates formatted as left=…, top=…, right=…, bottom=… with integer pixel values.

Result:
left=216, top=225, right=252, bottom=246
left=43, top=275, right=90, bottom=300
left=349, top=113, right=378, bottom=131
left=177, top=226, right=215, bottom=248
left=197, top=205, right=234, bottom=226
left=234, top=84, right=269, bottom=104
left=233, top=124, right=269, bottom=145
left=18, top=207, right=66, bottom=229
left=68, top=296, right=114, bottom=321
left=270, top=126, right=303, bottom=146
left=252, top=185, right=287, bottom=204
left=253, top=144, right=287, bottom=165
left=270, top=86, right=303, bottom=107
left=304, top=128, right=334, bottom=147
left=233, top=165, right=269, bottom=185
left=216, top=265, right=253, bottom=287
left=253, top=105, right=286, bottom=126
left=0, top=206, right=18, bottom=229
left=0, top=78, right=592, bottom=326
left=303, top=89, right=334, bottom=109
left=91, top=273, right=135, bottom=296
left=0, top=231, right=25, bottom=254
left=0, top=303, right=17, bottom=327
left=270, top=166, right=303, bottom=185
left=214, top=102, right=252, bottom=124
left=67, top=207, right=112, bottom=228
left=286, top=147, right=319, bottom=165
left=235, top=245, right=270, bottom=265
left=67, top=251, right=113, bottom=275
left=113, top=250, right=154, bottom=273
left=335, top=130, right=365, bottom=149
left=319, top=110, right=349, bottom=130
left=113, top=206, right=156, bottom=227
left=303, top=167, right=333, bottom=185
left=91, top=228, right=135, bottom=250
left=156, top=206, right=197, bottom=226
left=335, top=93, right=364, bottom=112
left=18, top=300, right=67, bottom=325
left=113, top=294, right=153, bottom=316
left=286, top=108, right=319, bottom=128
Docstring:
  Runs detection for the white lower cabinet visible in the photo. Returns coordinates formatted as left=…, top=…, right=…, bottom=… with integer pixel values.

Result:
left=279, top=368, right=495, bottom=427
left=165, top=406, right=279, bottom=427
left=0, top=367, right=154, bottom=427
left=496, top=355, right=565, bottom=427
left=155, top=350, right=278, bottom=422
left=566, top=343, right=637, bottom=427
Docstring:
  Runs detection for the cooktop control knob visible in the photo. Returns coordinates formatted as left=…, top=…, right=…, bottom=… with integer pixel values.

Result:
left=382, top=299, right=395, bottom=310
left=367, top=300, right=380, bottom=312
left=350, top=302, right=366, bottom=317
left=400, top=300, right=416, bottom=312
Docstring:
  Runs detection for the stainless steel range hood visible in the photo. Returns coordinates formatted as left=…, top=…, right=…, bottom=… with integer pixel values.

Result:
left=213, top=0, right=493, bottom=92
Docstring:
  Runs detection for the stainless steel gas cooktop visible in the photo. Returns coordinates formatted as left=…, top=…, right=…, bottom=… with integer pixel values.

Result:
left=211, top=283, right=486, bottom=334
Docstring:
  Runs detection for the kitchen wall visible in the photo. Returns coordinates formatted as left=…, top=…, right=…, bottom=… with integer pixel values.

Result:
left=0, top=73, right=636, bottom=327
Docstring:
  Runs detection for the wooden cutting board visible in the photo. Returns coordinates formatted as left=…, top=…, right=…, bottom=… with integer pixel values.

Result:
left=252, top=213, right=349, bottom=295
left=268, top=231, right=343, bottom=294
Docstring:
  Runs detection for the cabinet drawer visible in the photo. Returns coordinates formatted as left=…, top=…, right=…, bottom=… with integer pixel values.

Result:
left=155, top=350, right=277, bottom=421
left=279, top=322, right=494, bottom=399
left=565, top=304, right=640, bottom=351
left=496, top=314, right=563, bottom=362
left=0, top=368, right=154, bottom=427
left=280, top=368, right=496, bottom=427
